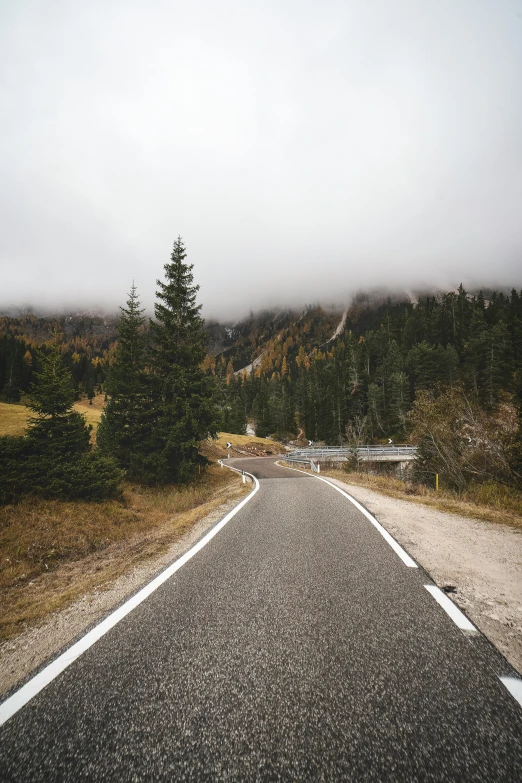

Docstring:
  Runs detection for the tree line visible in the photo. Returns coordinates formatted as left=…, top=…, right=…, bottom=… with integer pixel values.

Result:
left=216, top=287, right=521, bottom=441
left=0, top=315, right=117, bottom=404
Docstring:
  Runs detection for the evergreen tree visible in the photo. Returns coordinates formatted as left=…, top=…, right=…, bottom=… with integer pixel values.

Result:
left=388, top=371, right=409, bottom=438
left=0, top=341, right=121, bottom=504
left=97, top=284, right=152, bottom=477
left=217, top=373, right=248, bottom=435
left=146, top=237, right=219, bottom=483
left=252, top=377, right=273, bottom=438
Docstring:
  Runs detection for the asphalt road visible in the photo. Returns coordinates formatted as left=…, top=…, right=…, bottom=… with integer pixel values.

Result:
left=1, top=457, right=522, bottom=781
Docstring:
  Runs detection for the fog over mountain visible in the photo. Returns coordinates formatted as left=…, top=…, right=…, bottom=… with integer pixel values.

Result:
left=1, top=1, right=521, bottom=319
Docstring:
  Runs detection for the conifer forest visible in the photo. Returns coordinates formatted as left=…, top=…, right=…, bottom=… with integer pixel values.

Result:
left=2, top=253, right=522, bottom=497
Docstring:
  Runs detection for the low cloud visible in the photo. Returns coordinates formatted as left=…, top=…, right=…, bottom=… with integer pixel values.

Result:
left=1, top=1, right=521, bottom=320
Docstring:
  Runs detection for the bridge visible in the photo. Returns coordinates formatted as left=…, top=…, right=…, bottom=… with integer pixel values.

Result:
left=284, top=445, right=417, bottom=474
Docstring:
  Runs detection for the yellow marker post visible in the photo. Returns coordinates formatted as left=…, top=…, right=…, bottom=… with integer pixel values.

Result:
left=435, top=473, right=439, bottom=492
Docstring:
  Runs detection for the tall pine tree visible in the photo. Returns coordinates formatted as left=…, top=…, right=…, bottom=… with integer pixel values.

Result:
left=147, top=237, right=219, bottom=483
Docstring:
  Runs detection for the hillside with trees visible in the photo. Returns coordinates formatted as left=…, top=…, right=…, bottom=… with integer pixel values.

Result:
left=0, top=313, right=118, bottom=405
left=210, top=287, right=522, bottom=491
left=3, top=283, right=522, bottom=492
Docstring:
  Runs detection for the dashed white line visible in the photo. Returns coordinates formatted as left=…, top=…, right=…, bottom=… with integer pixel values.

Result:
left=424, top=585, right=477, bottom=632
left=0, top=471, right=259, bottom=729
left=499, top=676, right=522, bottom=708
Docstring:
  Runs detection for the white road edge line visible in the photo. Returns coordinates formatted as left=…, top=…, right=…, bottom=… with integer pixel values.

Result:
left=0, top=468, right=259, bottom=729
left=499, top=676, right=522, bottom=708
left=424, top=585, right=477, bottom=632
left=277, top=461, right=417, bottom=568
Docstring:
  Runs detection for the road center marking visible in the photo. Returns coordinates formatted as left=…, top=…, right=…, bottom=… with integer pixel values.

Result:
left=499, top=676, right=522, bottom=708
left=0, top=471, right=259, bottom=728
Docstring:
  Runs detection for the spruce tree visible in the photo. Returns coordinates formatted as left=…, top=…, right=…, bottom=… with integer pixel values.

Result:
left=1, top=340, right=121, bottom=503
left=147, top=237, right=219, bottom=483
left=97, top=284, right=152, bottom=477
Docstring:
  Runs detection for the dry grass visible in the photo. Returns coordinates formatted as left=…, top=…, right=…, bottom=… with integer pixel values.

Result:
left=212, top=431, right=281, bottom=454
left=0, top=400, right=272, bottom=454
left=0, top=402, right=29, bottom=436
left=0, top=464, right=247, bottom=641
left=301, top=464, right=522, bottom=529
left=0, top=396, right=104, bottom=439
left=73, top=394, right=104, bottom=433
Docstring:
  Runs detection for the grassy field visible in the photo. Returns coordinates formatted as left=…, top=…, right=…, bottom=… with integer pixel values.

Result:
left=71, top=394, right=105, bottom=431
left=0, top=396, right=104, bottom=437
left=282, top=462, right=522, bottom=529
left=0, top=402, right=29, bottom=436
left=212, top=431, right=282, bottom=454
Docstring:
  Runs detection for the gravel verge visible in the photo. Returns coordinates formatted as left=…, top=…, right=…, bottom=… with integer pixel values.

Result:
left=327, top=476, right=522, bottom=674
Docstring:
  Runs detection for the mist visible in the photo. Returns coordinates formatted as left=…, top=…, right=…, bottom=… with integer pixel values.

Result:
left=1, top=1, right=521, bottom=320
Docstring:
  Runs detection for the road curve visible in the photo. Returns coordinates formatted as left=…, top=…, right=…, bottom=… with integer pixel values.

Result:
left=1, top=457, right=522, bottom=781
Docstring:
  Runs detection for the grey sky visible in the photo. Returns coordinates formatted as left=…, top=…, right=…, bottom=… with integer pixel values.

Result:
left=1, top=0, right=521, bottom=319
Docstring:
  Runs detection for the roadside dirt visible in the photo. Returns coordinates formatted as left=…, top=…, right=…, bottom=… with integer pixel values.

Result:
left=0, top=491, right=248, bottom=697
left=328, top=477, right=522, bottom=674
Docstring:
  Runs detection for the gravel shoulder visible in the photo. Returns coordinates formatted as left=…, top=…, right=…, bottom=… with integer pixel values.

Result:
left=0, top=492, right=248, bottom=698
left=327, top=476, right=522, bottom=674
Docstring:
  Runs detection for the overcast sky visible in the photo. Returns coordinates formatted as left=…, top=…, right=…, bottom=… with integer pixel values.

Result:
left=1, top=0, right=521, bottom=319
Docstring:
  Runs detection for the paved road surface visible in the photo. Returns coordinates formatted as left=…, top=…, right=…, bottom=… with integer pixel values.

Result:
left=1, top=457, right=522, bottom=781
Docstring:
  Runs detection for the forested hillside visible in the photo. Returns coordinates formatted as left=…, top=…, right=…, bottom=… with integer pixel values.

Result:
left=0, top=313, right=118, bottom=404
left=212, top=287, right=522, bottom=448
left=3, top=285, right=522, bottom=452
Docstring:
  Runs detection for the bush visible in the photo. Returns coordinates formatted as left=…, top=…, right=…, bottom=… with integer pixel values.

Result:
left=0, top=434, right=121, bottom=504
left=409, top=386, right=518, bottom=491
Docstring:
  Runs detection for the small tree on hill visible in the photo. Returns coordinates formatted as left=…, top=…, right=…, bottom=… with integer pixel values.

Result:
left=0, top=338, right=121, bottom=504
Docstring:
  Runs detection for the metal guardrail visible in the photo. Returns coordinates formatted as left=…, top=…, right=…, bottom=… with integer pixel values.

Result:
left=288, top=446, right=417, bottom=459
left=284, top=457, right=321, bottom=472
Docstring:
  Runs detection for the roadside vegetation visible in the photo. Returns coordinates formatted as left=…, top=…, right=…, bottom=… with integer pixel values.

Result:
left=0, top=459, right=246, bottom=642
left=286, top=464, right=522, bottom=530
left=0, top=238, right=256, bottom=641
